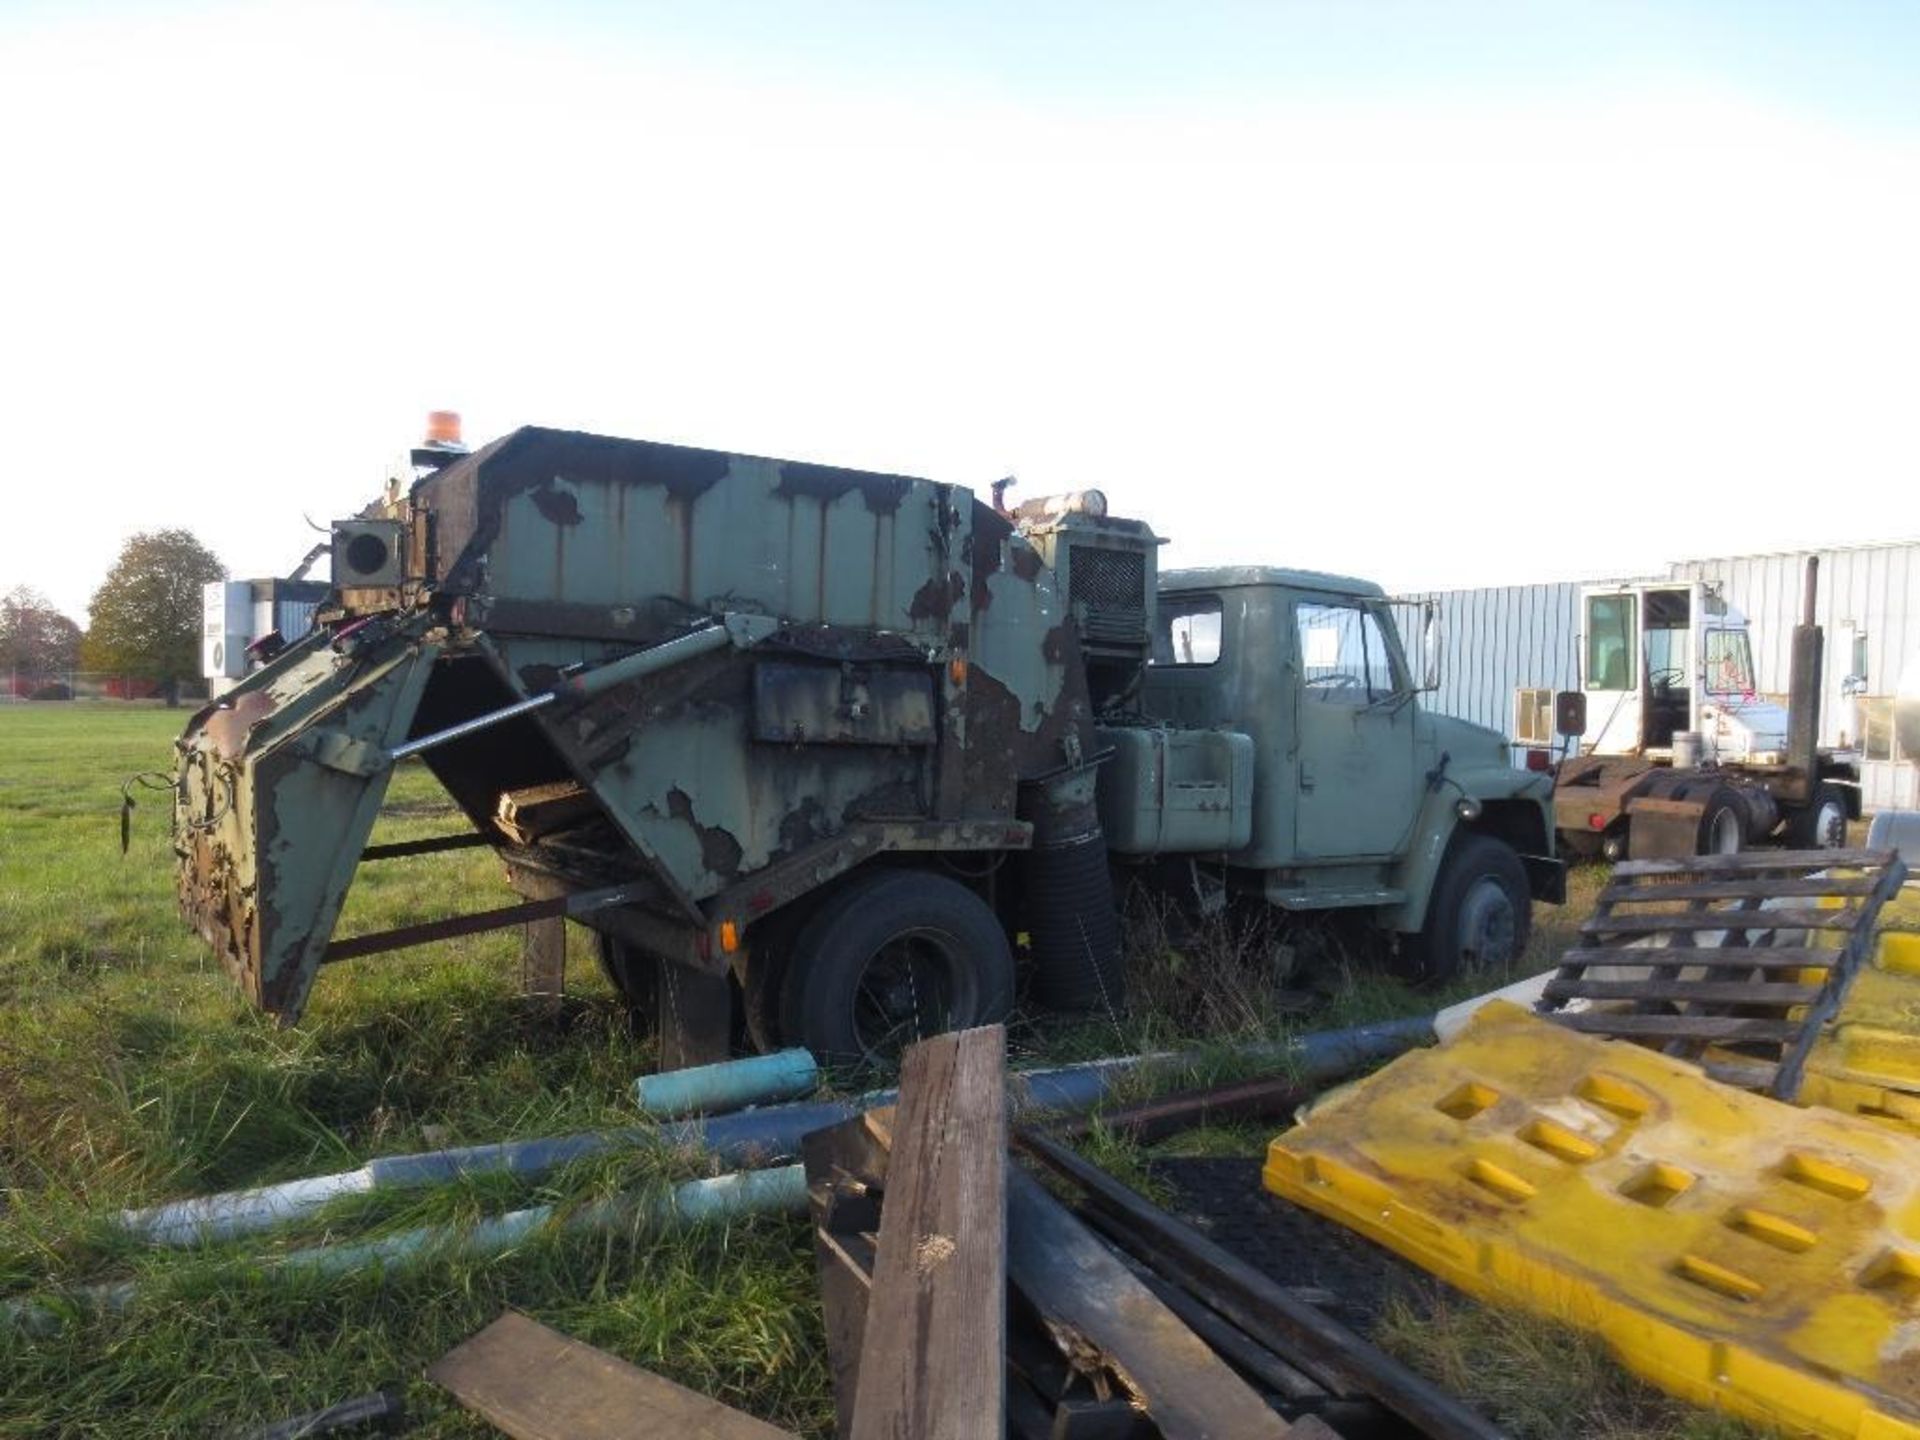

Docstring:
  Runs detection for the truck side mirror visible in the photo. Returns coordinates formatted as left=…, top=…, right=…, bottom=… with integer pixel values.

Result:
left=1420, top=602, right=1441, bottom=691
left=1846, top=634, right=1869, bottom=694
left=1554, top=690, right=1587, bottom=737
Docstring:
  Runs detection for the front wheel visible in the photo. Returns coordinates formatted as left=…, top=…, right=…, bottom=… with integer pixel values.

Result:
left=1787, top=783, right=1849, bottom=850
left=1399, top=832, right=1531, bottom=985
left=779, top=869, right=1015, bottom=1067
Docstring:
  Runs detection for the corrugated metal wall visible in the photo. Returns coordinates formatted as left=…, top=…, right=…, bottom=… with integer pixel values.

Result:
left=1402, top=582, right=1583, bottom=753
left=1412, top=540, right=1920, bottom=809
left=1670, top=542, right=1920, bottom=810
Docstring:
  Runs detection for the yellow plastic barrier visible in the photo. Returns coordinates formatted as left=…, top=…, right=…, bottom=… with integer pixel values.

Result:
left=1264, top=1002, right=1920, bottom=1440
left=1792, top=930, right=1920, bottom=1134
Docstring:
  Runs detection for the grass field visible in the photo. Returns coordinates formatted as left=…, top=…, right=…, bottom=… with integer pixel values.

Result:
left=0, top=704, right=1771, bottom=1437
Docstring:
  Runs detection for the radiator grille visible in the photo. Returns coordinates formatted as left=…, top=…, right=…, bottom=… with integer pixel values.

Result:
left=1068, top=545, right=1147, bottom=645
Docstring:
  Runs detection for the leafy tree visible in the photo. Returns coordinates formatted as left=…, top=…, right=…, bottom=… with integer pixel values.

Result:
left=0, top=586, right=84, bottom=676
left=83, top=530, right=226, bottom=702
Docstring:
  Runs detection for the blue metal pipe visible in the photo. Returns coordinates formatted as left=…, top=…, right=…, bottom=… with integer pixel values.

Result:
left=115, top=1018, right=1433, bottom=1248
left=632, top=1048, right=819, bottom=1119
left=8, top=1166, right=809, bottom=1333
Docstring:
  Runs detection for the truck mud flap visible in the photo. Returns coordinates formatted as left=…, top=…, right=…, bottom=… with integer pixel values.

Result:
left=175, top=627, right=440, bottom=1023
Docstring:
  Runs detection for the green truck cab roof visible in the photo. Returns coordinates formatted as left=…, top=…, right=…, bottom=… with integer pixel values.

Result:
left=1159, top=565, right=1386, bottom=599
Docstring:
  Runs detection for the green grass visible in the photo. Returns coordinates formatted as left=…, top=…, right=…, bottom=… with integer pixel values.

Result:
left=0, top=705, right=830, bottom=1437
left=0, top=703, right=1751, bottom=1437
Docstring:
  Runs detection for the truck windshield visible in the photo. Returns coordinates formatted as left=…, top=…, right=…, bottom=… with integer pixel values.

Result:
left=1704, top=628, right=1756, bottom=696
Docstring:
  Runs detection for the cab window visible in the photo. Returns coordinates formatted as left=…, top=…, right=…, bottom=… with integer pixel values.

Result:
left=1586, top=594, right=1637, bottom=692
left=1295, top=601, right=1398, bottom=703
left=1153, top=595, right=1222, bottom=665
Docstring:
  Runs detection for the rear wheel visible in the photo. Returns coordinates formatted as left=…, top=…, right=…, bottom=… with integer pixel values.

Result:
left=1399, top=832, right=1531, bottom=984
left=1787, top=783, right=1849, bottom=850
left=1697, top=788, right=1746, bottom=855
left=779, top=869, right=1015, bottom=1067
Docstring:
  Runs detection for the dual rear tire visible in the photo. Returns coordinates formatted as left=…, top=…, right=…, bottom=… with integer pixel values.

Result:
left=598, top=869, right=1017, bottom=1068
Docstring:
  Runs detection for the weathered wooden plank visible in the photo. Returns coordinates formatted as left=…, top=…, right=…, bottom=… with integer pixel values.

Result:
left=1556, top=945, right=1835, bottom=972
left=1580, top=908, right=1858, bottom=935
left=519, top=915, right=566, bottom=998
left=1770, top=851, right=1909, bottom=1099
left=1006, top=1167, right=1291, bottom=1438
left=1601, top=876, right=1879, bottom=904
left=801, top=1110, right=894, bottom=1437
left=848, top=1027, right=1006, bottom=1440
left=1611, top=848, right=1889, bottom=878
left=427, top=1311, right=795, bottom=1440
left=496, top=779, right=600, bottom=844
left=1549, top=1013, right=1804, bottom=1042
left=1542, top=978, right=1824, bottom=1007
left=1017, top=1129, right=1503, bottom=1440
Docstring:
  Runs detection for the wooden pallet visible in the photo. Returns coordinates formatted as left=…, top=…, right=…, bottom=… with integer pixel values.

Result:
left=1537, top=847, right=1909, bottom=1100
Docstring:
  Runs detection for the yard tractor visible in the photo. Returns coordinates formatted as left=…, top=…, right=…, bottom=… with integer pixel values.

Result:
left=1522, top=562, right=1862, bottom=860
left=169, top=424, right=1560, bottom=1066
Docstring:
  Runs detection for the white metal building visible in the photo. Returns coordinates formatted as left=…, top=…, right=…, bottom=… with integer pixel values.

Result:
left=1412, top=539, right=1920, bottom=811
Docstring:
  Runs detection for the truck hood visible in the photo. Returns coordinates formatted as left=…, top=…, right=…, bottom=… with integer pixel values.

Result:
left=1700, top=696, right=1790, bottom=764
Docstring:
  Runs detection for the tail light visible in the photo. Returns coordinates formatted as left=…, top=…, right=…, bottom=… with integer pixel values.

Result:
left=1525, top=748, right=1552, bottom=773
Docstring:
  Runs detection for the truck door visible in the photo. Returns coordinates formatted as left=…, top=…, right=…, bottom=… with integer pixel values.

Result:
left=1582, top=590, right=1644, bottom=753
left=1291, top=597, right=1420, bottom=858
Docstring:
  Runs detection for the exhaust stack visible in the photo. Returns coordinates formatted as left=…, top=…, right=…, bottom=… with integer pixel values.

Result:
left=1785, top=556, right=1823, bottom=794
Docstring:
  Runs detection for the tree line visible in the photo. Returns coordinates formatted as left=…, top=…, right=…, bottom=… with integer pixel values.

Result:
left=3, top=530, right=226, bottom=701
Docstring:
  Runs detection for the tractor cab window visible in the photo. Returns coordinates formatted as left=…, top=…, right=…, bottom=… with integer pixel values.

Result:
left=1705, top=628, right=1756, bottom=696
left=1295, top=601, right=1398, bottom=703
left=1585, top=594, right=1638, bottom=692
left=1153, top=595, right=1222, bottom=665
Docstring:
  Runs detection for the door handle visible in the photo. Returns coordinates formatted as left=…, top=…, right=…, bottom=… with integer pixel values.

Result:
left=1299, top=761, right=1316, bottom=792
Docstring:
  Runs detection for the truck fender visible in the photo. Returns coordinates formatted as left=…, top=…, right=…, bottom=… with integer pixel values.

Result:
left=1381, top=771, right=1555, bottom=934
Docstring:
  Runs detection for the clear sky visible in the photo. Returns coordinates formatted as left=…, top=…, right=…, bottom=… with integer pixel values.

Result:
left=3, top=1, right=1917, bottom=622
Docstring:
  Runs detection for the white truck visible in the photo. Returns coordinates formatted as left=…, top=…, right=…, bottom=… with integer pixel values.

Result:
left=1519, top=559, right=1862, bottom=860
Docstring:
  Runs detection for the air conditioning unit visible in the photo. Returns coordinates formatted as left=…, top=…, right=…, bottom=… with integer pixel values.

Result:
left=1513, top=687, right=1555, bottom=747
left=203, top=581, right=253, bottom=680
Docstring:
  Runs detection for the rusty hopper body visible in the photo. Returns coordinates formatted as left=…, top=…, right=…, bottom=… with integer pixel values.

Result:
left=176, top=422, right=1560, bottom=1060
left=174, top=427, right=1107, bottom=1026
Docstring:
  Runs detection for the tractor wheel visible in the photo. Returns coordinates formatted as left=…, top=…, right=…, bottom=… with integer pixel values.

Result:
left=1697, top=788, right=1746, bottom=856
left=1787, top=783, right=1849, bottom=850
left=1399, top=833, right=1531, bottom=985
left=779, top=869, right=1015, bottom=1068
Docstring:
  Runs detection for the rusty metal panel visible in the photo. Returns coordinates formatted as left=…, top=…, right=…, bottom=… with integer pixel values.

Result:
left=175, top=621, right=440, bottom=1021
left=751, top=662, right=936, bottom=747
left=415, top=429, right=952, bottom=637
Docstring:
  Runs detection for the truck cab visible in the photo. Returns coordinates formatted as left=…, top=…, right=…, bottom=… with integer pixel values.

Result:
left=1534, top=569, right=1862, bottom=859
left=1096, top=566, right=1563, bottom=980
left=1578, top=580, right=1789, bottom=764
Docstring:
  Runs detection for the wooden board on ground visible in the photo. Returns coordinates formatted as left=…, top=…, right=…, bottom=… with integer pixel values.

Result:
left=427, top=1311, right=795, bottom=1440
left=848, top=1026, right=1007, bottom=1440
left=1006, top=1167, right=1297, bottom=1439
left=801, top=1108, right=896, bottom=1435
